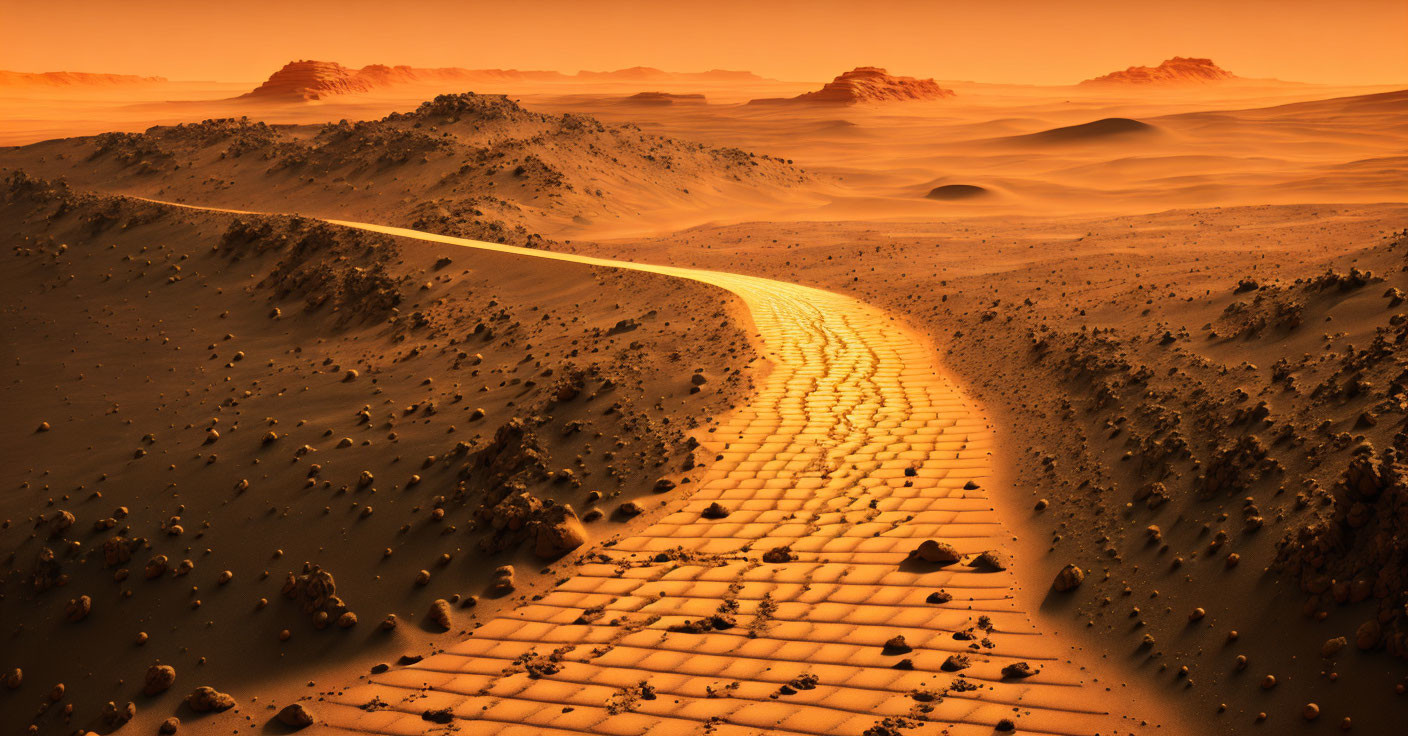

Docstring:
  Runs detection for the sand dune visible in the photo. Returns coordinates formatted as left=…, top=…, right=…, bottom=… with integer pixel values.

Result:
left=997, top=117, right=1161, bottom=145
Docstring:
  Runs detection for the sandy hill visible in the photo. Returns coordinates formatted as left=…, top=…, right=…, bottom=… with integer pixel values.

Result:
left=0, top=70, right=168, bottom=88
left=1081, top=57, right=1238, bottom=85
left=0, top=92, right=809, bottom=239
left=0, top=172, right=758, bottom=735
left=749, top=66, right=955, bottom=105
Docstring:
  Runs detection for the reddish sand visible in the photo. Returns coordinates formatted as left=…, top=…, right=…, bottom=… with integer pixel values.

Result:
left=1, top=61, right=1406, bottom=736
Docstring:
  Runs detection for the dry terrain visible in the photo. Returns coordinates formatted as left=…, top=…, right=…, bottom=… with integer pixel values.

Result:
left=1, top=64, right=1406, bottom=736
left=0, top=175, right=758, bottom=735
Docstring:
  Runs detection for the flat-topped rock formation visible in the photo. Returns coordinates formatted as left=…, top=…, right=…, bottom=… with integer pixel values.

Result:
left=1081, top=57, right=1238, bottom=85
left=0, top=69, right=168, bottom=87
left=243, top=60, right=375, bottom=100
left=750, top=66, right=955, bottom=105
left=620, top=91, right=707, bottom=105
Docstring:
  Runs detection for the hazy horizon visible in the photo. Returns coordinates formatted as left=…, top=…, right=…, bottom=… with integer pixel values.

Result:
left=2, top=0, right=1406, bottom=86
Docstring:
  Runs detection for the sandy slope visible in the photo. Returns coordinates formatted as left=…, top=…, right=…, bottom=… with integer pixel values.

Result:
left=0, top=180, right=760, bottom=736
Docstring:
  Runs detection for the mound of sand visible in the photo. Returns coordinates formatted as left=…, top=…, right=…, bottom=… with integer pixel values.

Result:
left=1009, top=117, right=1159, bottom=145
left=0, top=69, right=168, bottom=87
left=924, top=183, right=989, bottom=200
left=1081, top=57, right=1238, bottom=85
left=749, top=66, right=955, bottom=105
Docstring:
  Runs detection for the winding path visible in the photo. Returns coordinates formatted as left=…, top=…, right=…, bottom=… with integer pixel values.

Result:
left=295, top=221, right=1129, bottom=736
left=131, top=200, right=1134, bottom=735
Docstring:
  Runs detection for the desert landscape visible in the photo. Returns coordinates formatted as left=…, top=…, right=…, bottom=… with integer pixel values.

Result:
left=2, top=2, right=1406, bottom=735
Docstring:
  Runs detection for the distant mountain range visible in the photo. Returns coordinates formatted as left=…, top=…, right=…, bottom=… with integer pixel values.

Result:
left=0, top=70, right=168, bottom=87
left=242, top=60, right=769, bottom=100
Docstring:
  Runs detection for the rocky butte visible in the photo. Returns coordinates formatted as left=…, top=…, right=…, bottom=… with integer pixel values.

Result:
left=1080, top=57, right=1238, bottom=85
left=242, top=60, right=375, bottom=100
left=750, top=66, right=956, bottom=105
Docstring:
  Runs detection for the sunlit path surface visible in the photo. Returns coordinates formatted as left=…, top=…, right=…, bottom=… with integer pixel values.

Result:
left=260, top=219, right=1126, bottom=736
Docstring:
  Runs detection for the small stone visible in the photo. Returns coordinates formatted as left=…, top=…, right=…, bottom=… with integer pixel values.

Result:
left=1001, top=662, right=1037, bottom=679
left=65, top=595, right=92, bottom=622
left=969, top=550, right=1008, bottom=571
left=428, top=599, right=453, bottom=630
left=882, top=635, right=912, bottom=654
left=761, top=546, right=795, bottom=563
left=1053, top=564, right=1085, bottom=592
left=909, top=539, right=960, bottom=564
left=277, top=703, right=315, bottom=728
left=143, top=664, right=175, bottom=696
left=701, top=502, right=730, bottom=519
left=186, top=686, right=235, bottom=712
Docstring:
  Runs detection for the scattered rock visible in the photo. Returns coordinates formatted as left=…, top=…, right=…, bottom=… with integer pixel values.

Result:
left=701, top=502, right=730, bottom=519
left=186, top=686, right=236, bottom=712
left=143, top=664, right=175, bottom=696
left=909, top=539, right=960, bottom=564
left=761, top=545, right=795, bottom=563
left=969, top=550, right=1008, bottom=571
left=277, top=703, right=316, bottom=728
left=1053, top=564, right=1085, bottom=592
left=1001, top=662, right=1037, bottom=679
left=882, top=635, right=912, bottom=654
left=427, top=599, right=453, bottom=630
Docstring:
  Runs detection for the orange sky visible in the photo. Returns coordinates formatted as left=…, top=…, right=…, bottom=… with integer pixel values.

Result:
left=2, top=0, right=1405, bottom=85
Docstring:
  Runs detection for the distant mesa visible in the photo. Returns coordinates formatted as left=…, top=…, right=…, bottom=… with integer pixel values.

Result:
left=242, top=61, right=766, bottom=101
left=1080, top=57, right=1238, bottom=85
left=1012, top=117, right=1159, bottom=145
left=243, top=61, right=375, bottom=100
left=620, top=92, right=707, bottom=106
left=0, top=69, right=168, bottom=87
left=925, top=184, right=989, bottom=200
left=750, top=67, right=955, bottom=105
